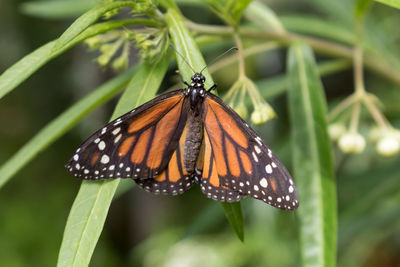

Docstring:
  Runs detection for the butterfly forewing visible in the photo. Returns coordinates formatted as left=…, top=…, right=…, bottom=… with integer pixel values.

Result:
left=201, top=94, right=299, bottom=210
left=65, top=90, right=188, bottom=180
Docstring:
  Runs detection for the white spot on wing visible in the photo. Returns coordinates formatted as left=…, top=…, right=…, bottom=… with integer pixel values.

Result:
left=260, top=178, right=268, bottom=188
left=289, top=185, right=294, bottom=193
left=112, top=127, right=121, bottom=135
left=100, top=155, right=110, bottom=164
left=255, top=137, right=263, bottom=146
left=265, top=164, right=273, bottom=174
left=252, top=152, right=259, bottom=162
left=114, top=133, right=122, bottom=143
left=98, top=141, right=106, bottom=150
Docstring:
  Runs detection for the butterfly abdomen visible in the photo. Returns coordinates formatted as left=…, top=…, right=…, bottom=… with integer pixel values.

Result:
left=183, top=112, right=203, bottom=173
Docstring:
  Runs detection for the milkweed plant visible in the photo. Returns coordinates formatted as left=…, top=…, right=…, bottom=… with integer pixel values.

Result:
left=1, top=0, right=400, bottom=266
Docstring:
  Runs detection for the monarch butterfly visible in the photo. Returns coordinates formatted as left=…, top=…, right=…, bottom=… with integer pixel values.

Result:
left=66, top=58, right=299, bottom=211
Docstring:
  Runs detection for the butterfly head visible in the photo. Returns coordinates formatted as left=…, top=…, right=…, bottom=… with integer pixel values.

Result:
left=190, top=73, right=205, bottom=88
left=187, top=73, right=206, bottom=114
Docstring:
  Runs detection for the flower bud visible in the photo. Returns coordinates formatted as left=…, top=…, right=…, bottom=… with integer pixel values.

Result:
left=100, top=43, right=113, bottom=54
left=112, top=55, right=128, bottom=71
left=328, top=123, right=346, bottom=141
left=234, top=103, right=248, bottom=119
left=84, top=36, right=101, bottom=50
left=97, top=54, right=110, bottom=66
left=376, top=134, right=400, bottom=157
left=250, top=103, right=276, bottom=125
left=338, top=132, right=366, bottom=154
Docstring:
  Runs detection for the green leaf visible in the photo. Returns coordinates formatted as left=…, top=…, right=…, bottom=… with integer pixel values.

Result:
left=164, top=8, right=212, bottom=86
left=230, top=0, right=253, bottom=24
left=355, top=0, right=374, bottom=19
left=244, top=1, right=286, bottom=34
left=0, top=66, right=137, bottom=190
left=375, top=0, right=400, bottom=9
left=254, top=59, right=351, bottom=103
left=287, top=43, right=337, bottom=267
left=57, top=55, right=170, bottom=267
left=281, top=15, right=355, bottom=44
left=204, top=0, right=253, bottom=26
left=0, top=41, right=55, bottom=99
left=20, top=0, right=96, bottom=19
left=221, top=202, right=244, bottom=242
left=164, top=5, right=245, bottom=241
left=52, top=1, right=136, bottom=52
left=0, top=18, right=148, bottom=99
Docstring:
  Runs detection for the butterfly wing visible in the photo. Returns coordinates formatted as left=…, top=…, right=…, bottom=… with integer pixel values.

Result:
left=65, top=90, right=189, bottom=180
left=195, top=131, right=244, bottom=202
left=200, top=93, right=299, bottom=210
left=135, top=121, right=196, bottom=195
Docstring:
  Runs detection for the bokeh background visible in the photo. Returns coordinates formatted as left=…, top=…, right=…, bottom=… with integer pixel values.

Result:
left=1, top=0, right=400, bottom=266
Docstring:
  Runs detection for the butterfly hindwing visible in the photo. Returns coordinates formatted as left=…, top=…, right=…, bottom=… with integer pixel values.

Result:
left=66, top=90, right=189, bottom=180
left=201, top=94, right=299, bottom=210
left=196, top=131, right=244, bottom=202
left=135, top=121, right=196, bottom=195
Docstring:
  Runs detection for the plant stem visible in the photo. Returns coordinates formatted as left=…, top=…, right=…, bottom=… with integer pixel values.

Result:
left=328, top=94, right=356, bottom=121
left=349, top=102, right=361, bottom=133
left=363, top=96, right=391, bottom=130
left=354, top=21, right=366, bottom=95
left=209, top=42, right=279, bottom=73
left=233, top=31, right=246, bottom=78
left=185, top=20, right=400, bottom=87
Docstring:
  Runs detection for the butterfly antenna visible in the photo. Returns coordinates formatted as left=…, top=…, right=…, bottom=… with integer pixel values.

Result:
left=200, top=46, right=238, bottom=74
left=169, top=43, right=196, bottom=74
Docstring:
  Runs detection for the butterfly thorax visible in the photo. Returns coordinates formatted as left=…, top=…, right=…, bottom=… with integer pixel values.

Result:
left=187, top=73, right=206, bottom=115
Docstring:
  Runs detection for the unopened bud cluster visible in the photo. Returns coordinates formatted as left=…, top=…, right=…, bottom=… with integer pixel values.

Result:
left=228, top=78, right=276, bottom=125
left=329, top=123, right=400, bottom=156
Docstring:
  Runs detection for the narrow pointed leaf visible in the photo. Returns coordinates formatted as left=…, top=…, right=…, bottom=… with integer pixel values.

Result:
left=375, top=0, right=400, bottom=9
left=0, top=66, right=137, bottom=190
left=0, top=19, right=149, bottom=99
left=355, top=0, right=374, bottom=19
left=287, top=42, right=337, bottom=267
left=244, top=1, right=286, bottom=34
left=20, top=0, right=95, bottom=19
left=164, top=5, right=244, bottom=241
left=57, top=55, right=170, bottom=267
left=52, top=1, right=136, bottom=52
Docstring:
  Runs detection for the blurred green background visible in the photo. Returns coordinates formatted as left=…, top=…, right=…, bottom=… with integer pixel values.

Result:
left=1, top=0, right=400, bottom=266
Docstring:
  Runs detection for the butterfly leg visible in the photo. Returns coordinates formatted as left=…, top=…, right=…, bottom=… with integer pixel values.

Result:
left=175, top=70, right=190, bottom=86
left=207, top=83, right=217, bottom=92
